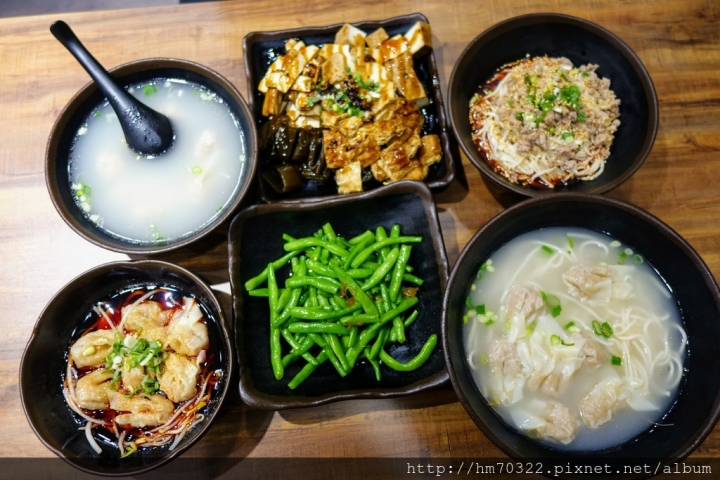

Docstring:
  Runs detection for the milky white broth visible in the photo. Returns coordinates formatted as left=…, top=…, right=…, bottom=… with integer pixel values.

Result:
left=463, top=227, right=686, bottom=451
left=68, top=79, right=247, bottom=244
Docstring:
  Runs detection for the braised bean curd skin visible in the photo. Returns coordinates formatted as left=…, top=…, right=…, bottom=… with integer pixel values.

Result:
left=63, top=286, right=222, bottom=457
left=256, top=21, right=443, bottom=195
left=469, top=56, right=620, bottom=188
left=463, top=227, right=686, bottom=451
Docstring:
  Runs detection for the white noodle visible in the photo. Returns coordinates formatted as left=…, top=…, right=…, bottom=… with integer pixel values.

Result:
left=469, top=57, right=620, bottom=187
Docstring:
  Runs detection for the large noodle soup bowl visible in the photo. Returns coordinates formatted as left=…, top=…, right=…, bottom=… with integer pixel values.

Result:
left=442, top=194, right=720, bottom=475
left=447, top=13, right=658, bottom=198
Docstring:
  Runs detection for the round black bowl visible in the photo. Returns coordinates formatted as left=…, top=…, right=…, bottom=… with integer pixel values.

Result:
left=442, top=194, right=720, bottom=477
left=46, top=58, right=258, bottom=254
left=20, top=260, right=233, bottom=476
left=447, top=13, right=658, bottom=198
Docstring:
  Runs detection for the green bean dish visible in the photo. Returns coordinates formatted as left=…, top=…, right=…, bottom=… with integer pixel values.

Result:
left=244, top=222, right=437, bottom=388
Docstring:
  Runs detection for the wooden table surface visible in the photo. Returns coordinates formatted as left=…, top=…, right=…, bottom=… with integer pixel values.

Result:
left=2, top=0, right=719, bottom=476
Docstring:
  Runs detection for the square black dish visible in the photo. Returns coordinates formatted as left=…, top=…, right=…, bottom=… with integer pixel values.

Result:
left=229, top=181, right=449, bottom=409
left=243, top=13, right=456, bottom=203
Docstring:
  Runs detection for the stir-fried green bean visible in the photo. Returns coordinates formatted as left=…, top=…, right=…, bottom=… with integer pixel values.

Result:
left=379, top=334, right=437, bottom=372
left=244, top=222, right=436, bottom=388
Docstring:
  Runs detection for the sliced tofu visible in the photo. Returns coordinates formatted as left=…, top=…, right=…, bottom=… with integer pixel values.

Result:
left=361, top=118, right=406, bottom=146
left=418, top=134, right=443, bottom=166
left=258, top=57, right=283, bottom=93
left=401, top=161, right=429, bottom=181
left=324, top=125, right=380, bottom=169
left=404, top=134, right=423, bottom=159
left=320, top=104, right=346, bottom=128
left=322, top=52, right=351, bottom=84
left=366, top=27, right=389, bottom=49
left=335, top=161, right=363, bottom=194
left=371, top=79, right=397, bottom=114
left=335, top=24, right=367, bottom=48
left=379, top=35, right=408, bottom=62
left=374, top=98, right=424, bottom=136
left=323, top=129, right=348, bottom=169
left=262, top=87, right=284, bottom=117
left=318, top=44, right=355, bottom=73
left=293, top=115, right=322, bottom=129
left=261, top=45, right=319, bottom=93
left=291, top=58, right=321, bottom=92
left=371, top=162, right=388, bottom=182
left=385, top=51, right=428, bottom=107
left=286, top=100, right=321, bottom=123
left=375, top=142, right=415, bottom=182
left=404, top=21, right=432, bottom=57
left=285, top=39, right=305, bottom=51
left=288, top=91, right=320, bottom=112
left=351, top=134, right=381, bottom=168
left=338, top=116, right=364, bottom=138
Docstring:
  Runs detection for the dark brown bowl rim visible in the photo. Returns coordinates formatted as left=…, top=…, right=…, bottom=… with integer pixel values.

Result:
left=447, top=12, right=659, bottom=198
left=45, top=57, right=259, bottom=254
left=229, top=180, right=449, bottom=409
left=19, top=259, right=234, bottom=476
left=242, top=12, right=456, bottom=204
left=441, top=192, right=720, bottom=470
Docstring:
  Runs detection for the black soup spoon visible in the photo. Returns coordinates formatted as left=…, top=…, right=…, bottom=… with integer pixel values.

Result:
left=50, top=21, right=174, bottom=156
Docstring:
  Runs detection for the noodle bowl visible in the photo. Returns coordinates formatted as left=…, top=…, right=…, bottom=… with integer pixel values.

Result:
left=462, top=227, right=685, bottom=450
left=469, top=57, right=620, bottom=188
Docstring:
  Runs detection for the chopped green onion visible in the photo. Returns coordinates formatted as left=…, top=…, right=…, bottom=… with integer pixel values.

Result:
left=143, top=85, right=158, bottom=96
left=479, top=354, right=489, bottom=365
left=561, top=339, right=575, bottom=346
left=191, top=166, right=203, bottom=175
left=540, top=292, right=562, bottom=317
left=466, top=297, right=474, bottom=308
left=582, top=71, right=590, bottom=77
left=515, top=111, right=524, bottom=121
left=541, top=245, right=554, bottom=255
left=561, top=131, right=574, bottom=140
left=592, top=320, right=613, bottom=338
left=564, top=321, right=575, bottom=330
left=94, top=111, right=102, bottom=118
left=463, top=315, right=469, bottom=324
left=550, top=334, right=561, bottom=345
left=633, top=254, right=644, bottom=264
left=508, top=99, right=514, bottom=106
left=618, top=251, right=628, bottom=265
left=567, top=236, right=574, bottom=248
left=475, top=304, right=486, bottom=315
left=601, top=322, right=613, bottom=337
left=577, top=112, right=587, bottom=122
left=611, top=355, right=623, bottom=366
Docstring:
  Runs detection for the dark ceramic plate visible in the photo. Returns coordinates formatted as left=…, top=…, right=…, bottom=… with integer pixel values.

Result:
left=46, top=58, right=258, bottom=254
left=20, top=260, right=233, bottom=476
left=447, top=13, right=658, bottom=198
left=243, top=13, right=456, bottom=203
left=229, top=181, right=449, bottom=409
left=442, top=194, right=720, bottom=477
